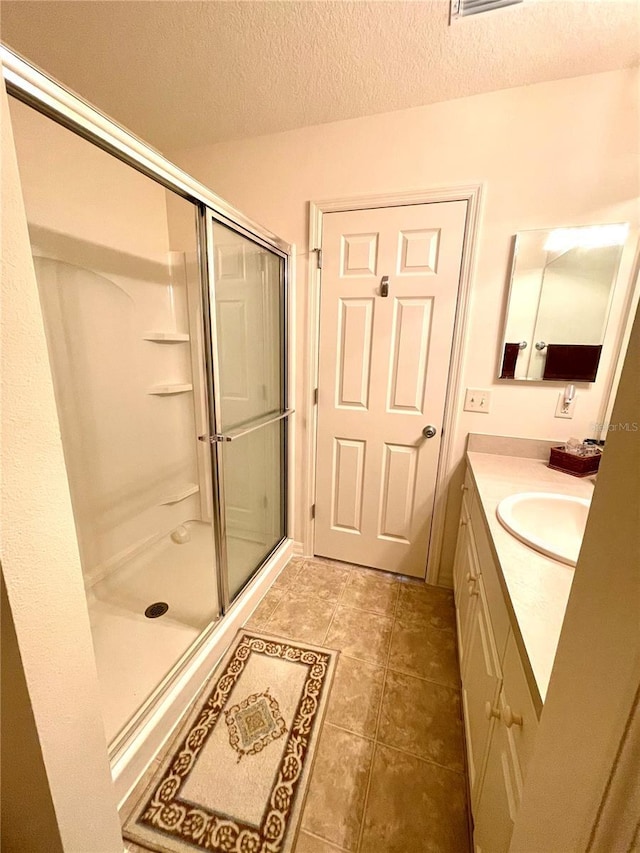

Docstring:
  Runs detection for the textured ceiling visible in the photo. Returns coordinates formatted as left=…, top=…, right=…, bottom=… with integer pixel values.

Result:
left=1, top=1, right=638, bottom=153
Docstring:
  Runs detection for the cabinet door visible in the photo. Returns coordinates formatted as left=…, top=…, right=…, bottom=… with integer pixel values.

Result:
left=453, top=492, right=471, bottom=601
left=456, top=518, right=481, bottom=677
left=473, top=633, right=540, bottom=852
left=473, top=693, right=516, bottom=853
left=461, top=578, right=502, bottom=805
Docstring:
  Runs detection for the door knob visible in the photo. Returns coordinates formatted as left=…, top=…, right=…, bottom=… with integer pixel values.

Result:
left=501, top=705, right=523, bottom=728
left=485, top=701, right=500, bottom=721
left=422, top=425, right=437, bottom=439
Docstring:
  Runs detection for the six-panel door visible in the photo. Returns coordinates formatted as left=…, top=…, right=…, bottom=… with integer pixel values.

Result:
left=314, top=202, right=467, bottom=576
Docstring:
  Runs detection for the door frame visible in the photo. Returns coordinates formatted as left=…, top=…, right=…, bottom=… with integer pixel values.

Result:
left=303, top=186, right=483, bottom=585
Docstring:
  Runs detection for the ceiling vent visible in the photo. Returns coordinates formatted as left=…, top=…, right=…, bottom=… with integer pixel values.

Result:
left=451, top=0, right=523, bottom=18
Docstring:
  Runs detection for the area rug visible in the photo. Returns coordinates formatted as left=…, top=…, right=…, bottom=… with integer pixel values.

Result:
left=123, top=631, right=337, bottom=853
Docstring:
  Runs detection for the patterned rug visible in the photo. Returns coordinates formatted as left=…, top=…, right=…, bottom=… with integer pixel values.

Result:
left=123, top=631, right=337, bottom=853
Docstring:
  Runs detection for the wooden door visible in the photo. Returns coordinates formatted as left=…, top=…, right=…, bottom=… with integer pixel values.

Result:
left=314, top=201, right=466, bottom=576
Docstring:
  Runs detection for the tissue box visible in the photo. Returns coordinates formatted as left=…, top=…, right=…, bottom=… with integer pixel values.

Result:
left=548, top=446, right=602, bottom=477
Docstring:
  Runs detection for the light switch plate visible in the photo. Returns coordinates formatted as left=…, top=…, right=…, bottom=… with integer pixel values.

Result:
left=555, top=392, right=577, bottom=419
left=464, top=388, right=491, bottom=413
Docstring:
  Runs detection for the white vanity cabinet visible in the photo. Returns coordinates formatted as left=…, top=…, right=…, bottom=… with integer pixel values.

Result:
left=454, top=467, right=539, bottom=852
left=461, top=574, right=502, bottom=803
left=474, top=633, right=539, bottom=852
left=452, top=476, right=478, bottom=670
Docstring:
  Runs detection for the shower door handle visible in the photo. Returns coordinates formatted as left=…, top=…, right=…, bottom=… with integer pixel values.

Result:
left=198, top=409, right=294, bottom=444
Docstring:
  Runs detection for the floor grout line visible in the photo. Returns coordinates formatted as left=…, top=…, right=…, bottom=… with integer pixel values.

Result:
left=330, top=601, right=398, bottom=619
left=337, top=651, right=386, bottom=670
left=320, top=568, right=351, bottom=646
left=384, top=663, right=462, bottom=693
left=322, top=720, right=376, bottom=743
left=394, top=616, right=458, bottom=635
left=263, top=592, right=286, bottom=626
left=299, top=827, right=351, bottom=852
left=371, top=739, right=468, bottom=778
left=354, top=573, right=402, bottom=853
left=319, top=719, right=465, bottom=779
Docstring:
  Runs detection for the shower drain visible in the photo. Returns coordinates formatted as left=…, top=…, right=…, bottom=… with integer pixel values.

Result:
left=145, top=602, right=169, bottom=619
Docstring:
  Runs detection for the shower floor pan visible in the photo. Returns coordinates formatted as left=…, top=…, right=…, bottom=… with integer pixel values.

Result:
left=87, top=521, right=266, bottom=743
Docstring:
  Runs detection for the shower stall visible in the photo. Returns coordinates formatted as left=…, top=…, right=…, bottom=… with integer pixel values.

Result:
left=5, top=47, right=292, bottom=790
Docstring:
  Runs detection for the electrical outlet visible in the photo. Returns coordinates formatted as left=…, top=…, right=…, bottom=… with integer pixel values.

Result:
left=464, top=388, right=491, bottom=413
left=555, top=392, right=577, bottom=419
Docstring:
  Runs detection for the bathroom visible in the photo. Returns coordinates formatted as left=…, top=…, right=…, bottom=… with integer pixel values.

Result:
left=1, top=3, right=639, bottom=852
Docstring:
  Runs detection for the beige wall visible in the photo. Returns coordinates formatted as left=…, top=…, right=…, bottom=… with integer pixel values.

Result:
left=172, top=68, right=640, bottom=582
left=1, top=84, right=123, bottom=851
left=1, top=576, right=64, bottom=853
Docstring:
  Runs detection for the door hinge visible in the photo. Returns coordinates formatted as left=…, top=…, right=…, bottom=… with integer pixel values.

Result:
left=313, top=248, right=323, bottom=269
left=313, top=387, right=318, bottom=405
left=311, top=504, right=316, bottom=520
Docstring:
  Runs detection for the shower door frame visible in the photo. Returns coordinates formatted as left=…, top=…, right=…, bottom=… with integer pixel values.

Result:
left=2, top=43, right=296, bottom=802
left=199, top=209, right=291, bottom=613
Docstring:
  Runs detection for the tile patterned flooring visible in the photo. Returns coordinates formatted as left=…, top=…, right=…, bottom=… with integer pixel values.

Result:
left=123, top=556, right=471, bottom=853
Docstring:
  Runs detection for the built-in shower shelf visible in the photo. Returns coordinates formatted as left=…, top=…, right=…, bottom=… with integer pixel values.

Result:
left=144, top=331, right=190, bottom=342
left=148, top=383, right=193, bottom=396
left=159, top=483, right=199, bottom=505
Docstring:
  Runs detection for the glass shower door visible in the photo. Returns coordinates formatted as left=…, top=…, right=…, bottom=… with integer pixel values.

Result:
left=205, top=218, right=289, bottom=604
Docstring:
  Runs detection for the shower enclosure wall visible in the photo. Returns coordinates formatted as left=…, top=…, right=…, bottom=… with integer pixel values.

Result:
left=5, top=50, right=292, bottom=797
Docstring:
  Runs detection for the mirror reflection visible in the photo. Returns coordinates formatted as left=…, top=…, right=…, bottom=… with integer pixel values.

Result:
left=499, top=223, right=628, bottom=381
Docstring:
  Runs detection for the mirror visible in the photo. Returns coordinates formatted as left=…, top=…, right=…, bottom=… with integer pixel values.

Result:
left=499, top=223, right=628, bottom=381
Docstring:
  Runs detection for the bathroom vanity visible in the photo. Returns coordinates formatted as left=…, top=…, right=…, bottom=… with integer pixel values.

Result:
left=453, top=436, right=594, bottom=852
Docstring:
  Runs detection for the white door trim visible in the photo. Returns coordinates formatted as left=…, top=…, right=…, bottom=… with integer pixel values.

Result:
left=303, top=186, right=483, bottom=585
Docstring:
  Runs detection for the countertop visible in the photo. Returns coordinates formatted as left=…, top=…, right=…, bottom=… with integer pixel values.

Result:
left=465, top=450, right=595, bottom=711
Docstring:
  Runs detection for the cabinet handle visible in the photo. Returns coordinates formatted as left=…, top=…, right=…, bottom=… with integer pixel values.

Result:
left=461, top=483, right=468, bottom=493
left=502, top=705, right=523, bottom=728
left=485, top=701, right=500, bottom=721
left=460, top=518, right=468, bottom=527
left=468, top=580, right=479, bottom=597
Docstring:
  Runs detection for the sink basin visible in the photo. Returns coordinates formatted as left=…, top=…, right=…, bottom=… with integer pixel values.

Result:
left=496, top=492, right=590, bottom=567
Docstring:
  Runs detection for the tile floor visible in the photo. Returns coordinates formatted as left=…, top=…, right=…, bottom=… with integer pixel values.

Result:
left=123, top=556, right=471, bottom=853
